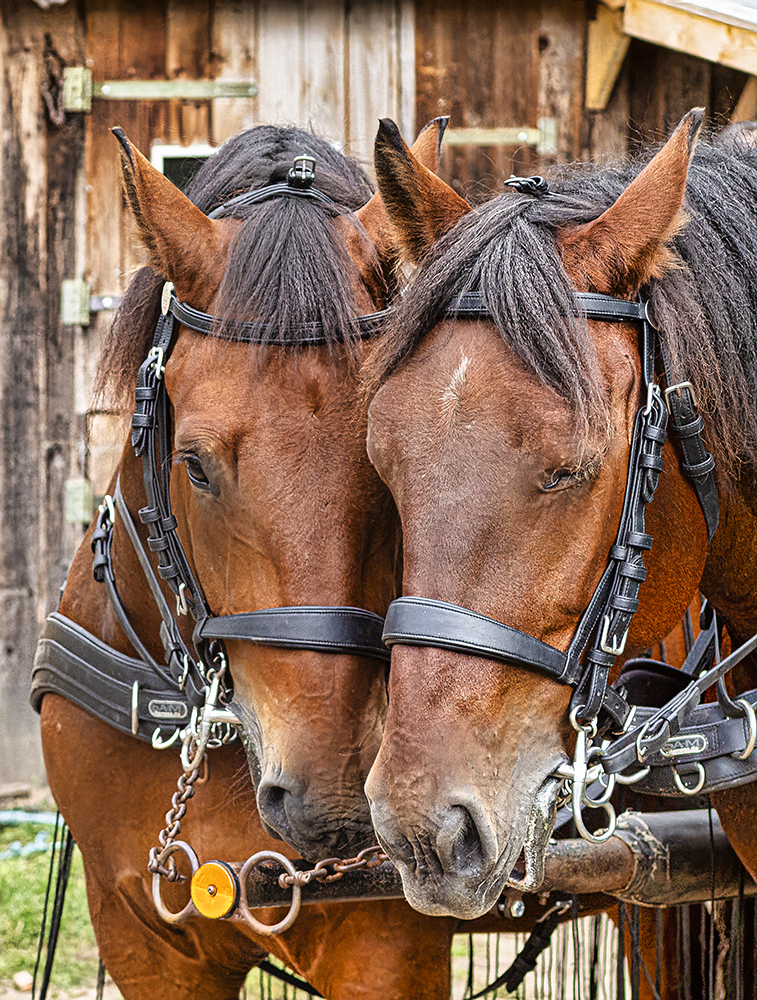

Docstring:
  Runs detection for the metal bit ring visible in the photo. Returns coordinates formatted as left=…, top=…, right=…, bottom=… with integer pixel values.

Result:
left=237, top=851, right=302, bottom=936
left=151, top=841, right=200, bottom=924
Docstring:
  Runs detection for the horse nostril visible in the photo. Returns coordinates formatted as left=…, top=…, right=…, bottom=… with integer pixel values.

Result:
left=437, top=805, right=486, bottom=876
left=256, top=781, right=293, bottom=842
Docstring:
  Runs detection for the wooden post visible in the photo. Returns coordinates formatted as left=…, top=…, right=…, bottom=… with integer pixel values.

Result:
left=0, top=3, right=85, bottom=786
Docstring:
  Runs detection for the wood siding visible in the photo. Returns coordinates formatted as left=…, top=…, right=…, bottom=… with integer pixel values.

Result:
left=415, top=0, right=748, bottom=197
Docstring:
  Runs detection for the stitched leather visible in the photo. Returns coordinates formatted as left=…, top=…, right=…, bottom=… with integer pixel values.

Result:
left=31, top=613, right=188, bottom=743
left=382, top=598, right=569, bottom=678
left=198, top=608, right=390, bottom=661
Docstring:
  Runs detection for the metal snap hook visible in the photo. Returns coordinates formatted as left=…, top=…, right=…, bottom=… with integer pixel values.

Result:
left=568, top=721, right=617, bottom=844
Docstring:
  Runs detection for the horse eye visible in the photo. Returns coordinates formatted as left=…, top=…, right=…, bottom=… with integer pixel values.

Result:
left=183, top=455, right=211, bottom=490
left=541, top=468, right=580, bottom=493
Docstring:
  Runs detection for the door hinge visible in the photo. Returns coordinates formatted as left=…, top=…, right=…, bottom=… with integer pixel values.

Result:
left=61, top=281, right=123, bottom=326
left=61, top=67, right=257, bottom=112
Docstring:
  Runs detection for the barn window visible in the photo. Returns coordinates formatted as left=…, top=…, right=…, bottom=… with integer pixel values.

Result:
left=150, top=143, right=215, bottom=192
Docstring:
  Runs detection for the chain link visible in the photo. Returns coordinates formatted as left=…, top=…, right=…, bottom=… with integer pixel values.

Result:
left=148, top=654, right=232, bottom=882
left=147, top=764, right=202, bottom=881
left=278, top=844, right=388, bottom=888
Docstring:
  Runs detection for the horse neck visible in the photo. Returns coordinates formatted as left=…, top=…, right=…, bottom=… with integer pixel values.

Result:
left=58, top=442, right=173, bottom=660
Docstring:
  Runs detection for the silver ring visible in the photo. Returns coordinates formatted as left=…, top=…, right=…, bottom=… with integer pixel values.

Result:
left=152, top=841, right=200, bottom=924
left=734, top=699, right=757, bottom=760
left=672, top=762, right=706, bottom=796
left=237, top=851, right=302, bottom=936
left=569, top=706, right=597, bottom=736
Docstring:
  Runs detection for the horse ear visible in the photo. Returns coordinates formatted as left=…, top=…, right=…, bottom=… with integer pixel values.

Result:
left=112, top=127, right=229, bottom=306
left=369, top=117, right=471, bottom=266
left=559, top=108, right=705, bottom=295
left=353, top=117, right=470, bottom=269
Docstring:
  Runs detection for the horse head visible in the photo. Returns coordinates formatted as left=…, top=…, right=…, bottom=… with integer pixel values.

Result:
left=103, top=121, right=446, bottom=861
left=362, top=111, right=712, bottom=916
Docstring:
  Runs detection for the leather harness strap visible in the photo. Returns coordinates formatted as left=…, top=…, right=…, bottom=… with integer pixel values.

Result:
left=31, top=613, right=190, bottom=743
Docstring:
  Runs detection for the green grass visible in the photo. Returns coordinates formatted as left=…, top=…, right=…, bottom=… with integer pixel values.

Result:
left=0, top=817, right=99, bottom=995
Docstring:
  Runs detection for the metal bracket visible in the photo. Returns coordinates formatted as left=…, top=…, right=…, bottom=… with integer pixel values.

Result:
left=62, top=67, right=93, bottom=112
left=62, top=68, right=257, bottom=112
left=61, top=280, right=123, bottom=326
left=443, top=118, right=557, bottom=156
left=65, top=478, right=95, bottom=524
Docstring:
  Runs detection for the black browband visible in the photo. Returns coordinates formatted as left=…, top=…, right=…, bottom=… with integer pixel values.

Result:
left=384, top=288, right=720, bottom=733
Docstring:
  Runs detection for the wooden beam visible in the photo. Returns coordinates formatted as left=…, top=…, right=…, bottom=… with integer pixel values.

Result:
left=585, top=5, right=631, bottom=111
left=624, top=0, right=757, bottom=76
left=733, top=74, right=757, bottom=121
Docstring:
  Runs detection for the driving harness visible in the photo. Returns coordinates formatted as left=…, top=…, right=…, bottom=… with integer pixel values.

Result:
left=31, top=156, right=391, bottom=749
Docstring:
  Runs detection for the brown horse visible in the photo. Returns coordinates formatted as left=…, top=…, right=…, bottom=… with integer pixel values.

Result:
left=36, top=121, right=473, bottom=999
left=361, top=107, right=757, bottom=943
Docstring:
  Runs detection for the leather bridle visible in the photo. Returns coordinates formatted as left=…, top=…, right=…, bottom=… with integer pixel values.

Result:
left=33, top=158, right=392, bottom=748
left=113, top=162, right=394, bottom=705
left=382, top=289, right=719, bottom=732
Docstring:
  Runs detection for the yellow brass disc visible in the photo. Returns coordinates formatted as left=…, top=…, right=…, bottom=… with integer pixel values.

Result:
left=191, top=861, right=239, bottom=919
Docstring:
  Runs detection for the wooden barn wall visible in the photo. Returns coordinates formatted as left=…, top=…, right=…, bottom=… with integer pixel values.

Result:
left=415, top=0, right=749, bottom=199
left=0, top=0, right=752, bottom=787
left=0, top=1, right=86, bottom=787
left=84, top=0, right=416, bottom=499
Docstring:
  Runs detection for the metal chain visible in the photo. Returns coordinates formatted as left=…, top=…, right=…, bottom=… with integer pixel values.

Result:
left=148, top=653, right=234, bottom=881
left=147, top=762, right=201, bottom=881
left=277, top=844, right=388, bottom=888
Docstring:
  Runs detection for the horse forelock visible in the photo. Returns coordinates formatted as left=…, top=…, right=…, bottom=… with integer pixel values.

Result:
left=364, top=137, right=757, bottom=479
left=95, top=126, right=377, bottom=410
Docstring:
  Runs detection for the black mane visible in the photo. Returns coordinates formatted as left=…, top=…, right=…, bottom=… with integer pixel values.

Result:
left=365, top=138, right=757, bottom=477
left=97, top=126, right=377, bottom=407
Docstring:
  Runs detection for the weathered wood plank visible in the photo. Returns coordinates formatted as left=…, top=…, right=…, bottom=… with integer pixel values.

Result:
left=398, top=0, right=415, bottom=144
left=211, top=0, right=259, bottom=143
left=257, top=0, right=303, bottom=126
left=415, top=0, right=540, bottom=197
left=732, top=73, right=757, bottom=120
left=0, top=1, right=86, bottom=785
left=302, top=1, right=346, bottom=144
left=347, top=0, right=401, bottom=172
left=624, top=0, right=757, bottom=76
left=585, top=4, right=630, bottom=112
left=539, top=0, right=586, bottom=163
left=0, top=5, right=47, bottom=786
left=166, top=0, right=211, bottom=145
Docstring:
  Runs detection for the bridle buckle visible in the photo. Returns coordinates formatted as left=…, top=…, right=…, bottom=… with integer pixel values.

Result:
left=664, top=380, right=698, bottom=414
left=599, top=614, right=628, bottom=656
left=287, top=155, right=316, bottom=190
